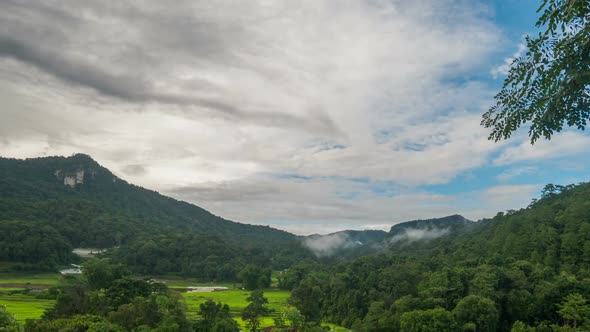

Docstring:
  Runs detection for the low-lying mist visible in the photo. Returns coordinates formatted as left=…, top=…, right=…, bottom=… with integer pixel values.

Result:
left=303, top=233, right=362, bottom=257
left=389, top=227, right=451, bottom=244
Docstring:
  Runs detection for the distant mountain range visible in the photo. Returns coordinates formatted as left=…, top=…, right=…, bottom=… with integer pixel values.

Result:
left=302, top=214, right=475, bottom=257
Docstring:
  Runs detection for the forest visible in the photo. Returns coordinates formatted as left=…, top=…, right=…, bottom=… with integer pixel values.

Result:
left=1, top=155, right=590, bottom=331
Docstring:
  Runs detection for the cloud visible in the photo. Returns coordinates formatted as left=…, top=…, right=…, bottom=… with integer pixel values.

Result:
left=389, top=227, right=451, bottom=244
left=1, top=0, right=554, bottom=234
left=496, top=166, right=537, bottom=182
left=120, top=164, right=148, bottom=176
left=303, top=233, right=359, bottom=257
left=490, top=42, right=526, bottom=78
left=494, top=132, right=590, bottom=166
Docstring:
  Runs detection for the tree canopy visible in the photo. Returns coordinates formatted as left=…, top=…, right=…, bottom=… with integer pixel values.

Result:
left=482, top=0, right=590, bottom=143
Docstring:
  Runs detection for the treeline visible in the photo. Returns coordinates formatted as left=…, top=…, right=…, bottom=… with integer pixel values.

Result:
left=286, top=183, right=590, bottom=331
left=110, top=233, right=307, bottom=282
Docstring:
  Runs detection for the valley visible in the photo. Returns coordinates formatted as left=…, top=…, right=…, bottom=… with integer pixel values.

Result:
left=1, top=155, right=590, bottom=332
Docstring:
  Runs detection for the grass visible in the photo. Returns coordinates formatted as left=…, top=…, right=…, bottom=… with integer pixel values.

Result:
left=0, top=291, right=54, bottom=323
left=0, top=272, right=61, bottom=287
left=0, top=272, right=349, bottom=330
left=183, top=288, right=290, bottom=329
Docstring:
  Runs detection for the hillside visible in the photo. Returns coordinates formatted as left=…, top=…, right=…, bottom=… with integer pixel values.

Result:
left=388, top=214, right=473, bottom=237
left=0, top=154, right=312, bottom=275
left=288, top=182, right=590, bottom=331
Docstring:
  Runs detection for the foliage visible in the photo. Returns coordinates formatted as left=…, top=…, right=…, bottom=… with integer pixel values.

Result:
left=558, top=293, right=590, bottom=329
left=19, top=260, right=196, bottom=332
left=241, top=290, right=270, bottom=332
left=482, top=0, right=590, bottom=143
left=24, top=314, right=123, bottom=332
left=452, top=295, right=499, bottom=332
left=287, top=182, right=590, bottom=331
left=83, top=259, right=129, bottom=291
left=238, top=265, right=272, bottom=290
left=0, top=306, right=22, bottom=332
left=400, top=308, right=457, bottom=332
left=194, top=299, right=239, bottom=332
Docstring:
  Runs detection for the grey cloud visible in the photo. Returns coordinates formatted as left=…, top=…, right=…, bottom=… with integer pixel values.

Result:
left=0, top=37, right=152, bottom=101
left=168, top=182, right=281, bottom=203
left=0, top=36, right=338, bottom=134
left=120, top=164, right=148, bottom=176
left=1, top=0, right=536, bottom=234
left=0, top=1, right=339, bottom=135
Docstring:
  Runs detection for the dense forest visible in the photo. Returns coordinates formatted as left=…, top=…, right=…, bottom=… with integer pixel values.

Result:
left=2, top=155, right=590, bottom=331
left=287, top=183, right=590, bottom=331
left=0, top=154, right=314, bottom=277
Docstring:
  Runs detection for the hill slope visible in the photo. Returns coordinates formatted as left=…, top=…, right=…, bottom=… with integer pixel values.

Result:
left=288, top=182, right=590, bottom=331
left=0, top=154, right=312, bottom=275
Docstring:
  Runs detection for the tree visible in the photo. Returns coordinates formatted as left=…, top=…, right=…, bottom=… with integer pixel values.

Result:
left=82, top=258, right=129, bottom=290
left=362, top=301, right=392, bottom=332
left=241, top=290, right=270, bottom=332
left=105, top=277, right=152, bottom=308
left=0, top=306, right=22, bottom=332
left=281, top=306, right=305, bottom=330
left=288, top=276, right=323, bottom=324
left=453, top=295, right=499, bottom=332
left=558, top=293, right=590, bottom=329
left=482, top=0, right=590, bottom=143
left=400, top=308, right=457, bottom=332
left=195, top=300, right=238, bottom=332
left=238, top=265, right=272, bottom=291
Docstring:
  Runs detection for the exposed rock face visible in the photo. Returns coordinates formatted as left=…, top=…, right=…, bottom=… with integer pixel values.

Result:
left=55, top=169, right=85, bottom=187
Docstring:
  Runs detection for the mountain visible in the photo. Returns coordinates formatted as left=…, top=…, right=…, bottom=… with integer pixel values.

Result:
left=301, top=215, right=475, bottom=258
left=0, top=154, right=313, bottom=275
left=389, top=214, right=472, bottom=235
left=388, top=214, right=473, bottom=239
left=289, top=183, right=590, bottom=330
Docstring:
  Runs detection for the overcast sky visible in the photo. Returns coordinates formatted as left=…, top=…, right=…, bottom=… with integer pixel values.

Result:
left=2, top=0, right=589, bottom=235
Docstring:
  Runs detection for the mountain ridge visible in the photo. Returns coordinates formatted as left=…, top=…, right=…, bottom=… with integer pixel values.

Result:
left=0, top=154, right=312, bottom=275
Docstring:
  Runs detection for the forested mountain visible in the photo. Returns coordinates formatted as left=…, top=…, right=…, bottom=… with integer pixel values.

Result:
left=287, top=182, right=590, bottom=331
left=302, top=215, right=475, bottom=259
left=0, top=154, right=313, bottom=276
left=388, top=214, right=473, bottom=237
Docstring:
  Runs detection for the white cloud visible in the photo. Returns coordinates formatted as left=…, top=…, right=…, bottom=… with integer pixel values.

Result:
left=496, top=166, right=537, bottom=182
left=303, top=233, right=358, bottom=257
left=490, top=42, right=526, bottom=78
left=494, top=132, right=590, bottom=166
left=0, top=0, right=550, bottom=233
left=390, top=227, right=451, bottom=243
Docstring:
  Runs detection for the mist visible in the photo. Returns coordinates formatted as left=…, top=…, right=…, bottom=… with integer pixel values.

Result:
left=303, top=233, right=362, bottom=257
left=389, top=227, right=451, bottom=244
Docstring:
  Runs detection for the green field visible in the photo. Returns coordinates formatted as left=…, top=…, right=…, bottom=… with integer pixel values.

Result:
left=0, top=272, right=60, bottom=323
left=0, top=273, right=349, bottom=330
left=183, top=288, right=289, bottom=329
left=0, top=291, right=55, bottom=322
left=0, top=272, right=61, bottom=288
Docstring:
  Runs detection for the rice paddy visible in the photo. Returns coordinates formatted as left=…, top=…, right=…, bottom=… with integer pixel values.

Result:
left=0, top=272, right=349, bottom=330
left=183, top=288, right=290, bottom=329
left=0, top=291, right=54, bottom=323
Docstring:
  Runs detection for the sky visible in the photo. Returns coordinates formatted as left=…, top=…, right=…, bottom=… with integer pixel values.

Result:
left=1, top=0, right=589, bottom=235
